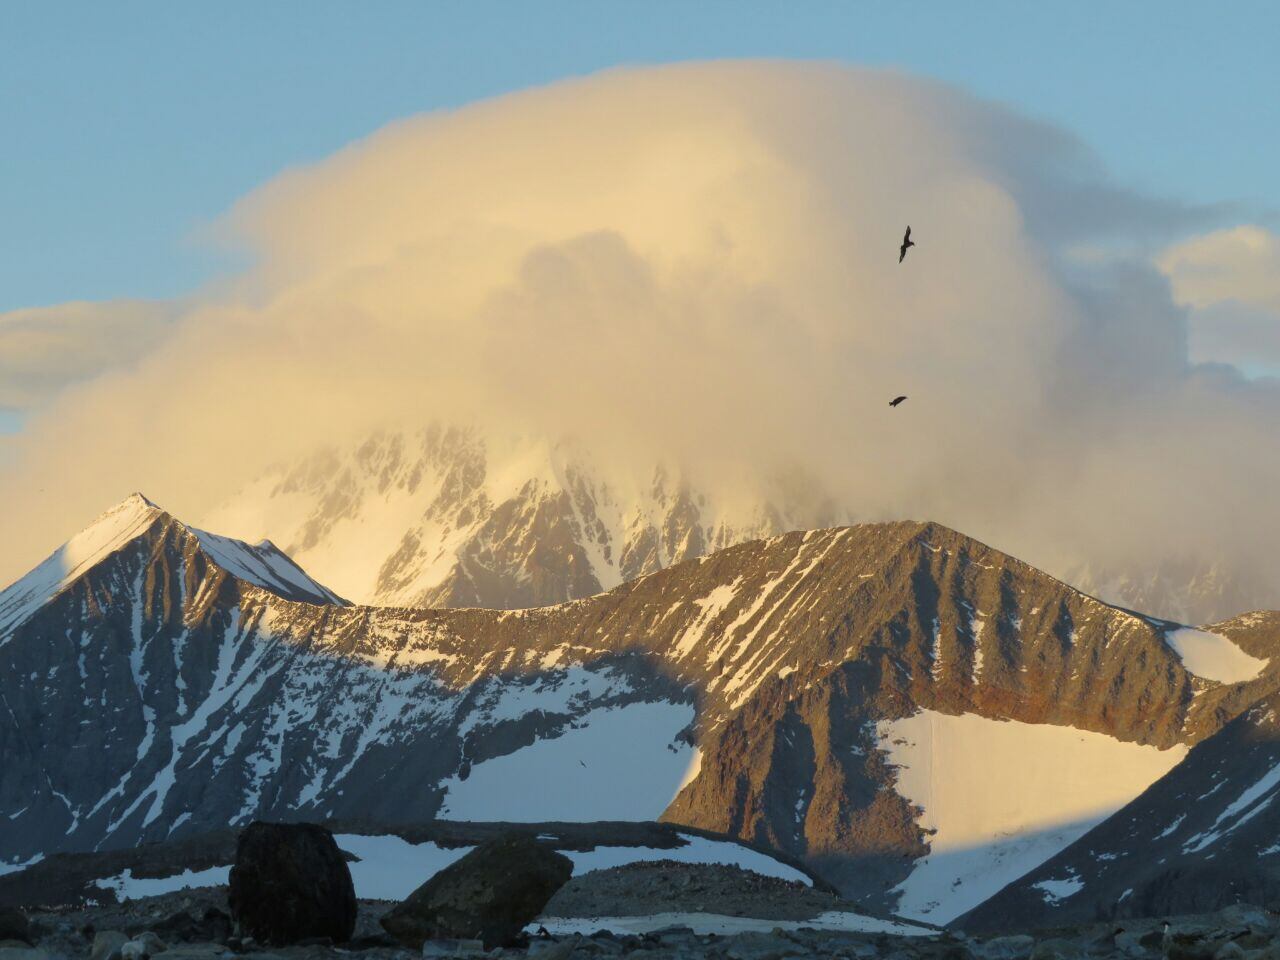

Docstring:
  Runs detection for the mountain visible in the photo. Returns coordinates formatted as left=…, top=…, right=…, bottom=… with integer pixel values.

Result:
left=201, top=427, right=1271, bottom=625
left=197, top=426, right=848, bottom=609
left=3, top=496, right=1278, bottom=925
left=956, top=610, right=1280, bottom=931
left=0, top=494, right=343, bottom=637
left=1068, top=560, right=1276, bottom=631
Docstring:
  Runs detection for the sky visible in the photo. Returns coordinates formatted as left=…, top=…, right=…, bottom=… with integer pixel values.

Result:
left=2, top=1, right=1277, bottom=312
left=1, top=6, right=1280, bottom=616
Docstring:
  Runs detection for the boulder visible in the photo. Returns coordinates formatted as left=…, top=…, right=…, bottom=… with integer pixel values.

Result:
left=91, top=932, right=129, bottom=960
left=121, top=933, right=167, bottom=960
left=380, top=834, right=572, bottom=949
left=0, top=911, right=29, bottom=947
left=227, top=822, right=356, bottom=946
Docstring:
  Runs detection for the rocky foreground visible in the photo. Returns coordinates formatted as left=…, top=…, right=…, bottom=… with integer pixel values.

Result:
left=4, top=870, right=1280, bottom=960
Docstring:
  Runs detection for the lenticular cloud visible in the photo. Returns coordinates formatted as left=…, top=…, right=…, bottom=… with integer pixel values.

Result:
left=2, top=61, right=1278, bottom=614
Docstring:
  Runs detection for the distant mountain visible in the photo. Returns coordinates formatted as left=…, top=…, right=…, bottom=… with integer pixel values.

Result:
left=1068, top=561, right=1275, bottom=631
left=4, top=495, right=1277, bottom=923
left=198, top=426, right=849, bottom=609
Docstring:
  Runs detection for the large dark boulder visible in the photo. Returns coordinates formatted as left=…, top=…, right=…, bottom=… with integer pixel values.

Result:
left=380, top=834, right=573, bottom=949
left=0, top=907, right=30, bottom=944
left=227, top=822, right=356, bottom=945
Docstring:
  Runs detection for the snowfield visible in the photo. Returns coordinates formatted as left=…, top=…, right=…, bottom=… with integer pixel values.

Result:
left=70, top=831, right=816, bottom=904
left=1165, top=628, right=1267, bottom=684
left=877, top=710, right=1188, bottom=923
left=438, top=701, right=699, bottom=822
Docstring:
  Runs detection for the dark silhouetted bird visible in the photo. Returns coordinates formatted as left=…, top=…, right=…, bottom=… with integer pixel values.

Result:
left=899, top=226, right=914, bottom=263
left=890, top=396, right=908, bottom=407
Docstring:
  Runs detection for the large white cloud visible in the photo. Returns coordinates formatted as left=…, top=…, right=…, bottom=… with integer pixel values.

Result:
left=1, top=61, right=1277, bottom=608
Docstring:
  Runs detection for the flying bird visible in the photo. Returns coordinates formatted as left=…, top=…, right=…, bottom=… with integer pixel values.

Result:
left=889, top=396, right=908, bottom=407
left=898, top=226, right=914, bottom=263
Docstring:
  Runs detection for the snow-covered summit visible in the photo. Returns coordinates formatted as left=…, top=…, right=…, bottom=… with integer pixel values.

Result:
left=0, top=493, right=165, bottom=636
left=0, top=493, right=344, bottom=639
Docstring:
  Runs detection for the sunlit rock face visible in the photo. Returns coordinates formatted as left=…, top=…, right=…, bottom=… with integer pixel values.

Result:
left=3, top=494, right=1279, bottom=922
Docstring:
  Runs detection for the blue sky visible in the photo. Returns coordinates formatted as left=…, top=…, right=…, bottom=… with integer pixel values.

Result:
left=2, top=0, right=1277, bottom=313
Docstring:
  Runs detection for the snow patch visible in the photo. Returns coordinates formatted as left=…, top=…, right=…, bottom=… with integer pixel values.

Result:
left=878, top=710, right=1187, bottom=924
left=191, top=527, right=344, bottom=604
left=334, top=834, right=474, bottom=900
left=1166, top=628, right=1266, bottom=684
left=440, top=701, right=697, bottom=821
left=94, top=866, right=231, bottom=900
left=1034, top=872, right=1085, bottom=903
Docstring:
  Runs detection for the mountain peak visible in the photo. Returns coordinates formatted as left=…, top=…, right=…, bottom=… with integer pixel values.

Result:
left=0, top=494, right=167, bottom=637
left=120, top=491, right=161, bottom=511
left=1, top=493, right=345, bottom=639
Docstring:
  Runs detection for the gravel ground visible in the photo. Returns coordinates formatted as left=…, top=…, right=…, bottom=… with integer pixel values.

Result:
left=544, top=861, right=863, bottom=921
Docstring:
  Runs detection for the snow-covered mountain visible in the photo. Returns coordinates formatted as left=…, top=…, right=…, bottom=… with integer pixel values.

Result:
left=197, top=426, right=847, bottom=610
left=0, top=494, right=343, bottom=637
left=5, top=494, right=1279, bottom=923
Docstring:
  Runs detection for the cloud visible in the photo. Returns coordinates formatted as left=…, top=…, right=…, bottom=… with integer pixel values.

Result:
left=1157, top=225, right=1280, bottom=371
left=0, top=300, right=175, bottom=413
left=1, top=61, right=1277, bottom=611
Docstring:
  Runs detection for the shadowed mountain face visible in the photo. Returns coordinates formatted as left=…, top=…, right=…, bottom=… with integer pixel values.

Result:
left=3, top=496, right=1279, bottom=922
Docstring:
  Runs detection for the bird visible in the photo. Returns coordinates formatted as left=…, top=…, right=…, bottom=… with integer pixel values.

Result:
left=578, top=760, right=587, bottom=768
left=889, top=395, right=908, bottom=407
left=899, top=225, right=914, bottom=263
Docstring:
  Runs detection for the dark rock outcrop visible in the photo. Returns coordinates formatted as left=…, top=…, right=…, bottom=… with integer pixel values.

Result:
left=380, top=834, right=572, bottom=948
left=227, top=822, right=356, bottom=945
left=0, top=908, right=30, bottom=945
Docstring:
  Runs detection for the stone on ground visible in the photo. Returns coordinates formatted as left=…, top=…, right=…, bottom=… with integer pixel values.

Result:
left=380, top=833, right=573, bottom=949
left=227, top=822, right=357, bottom=946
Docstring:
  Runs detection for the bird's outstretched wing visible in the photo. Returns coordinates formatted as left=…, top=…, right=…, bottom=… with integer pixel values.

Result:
left=890, top=395, right=908, bottom=406
left=903, top=225, right=911, bottom=244
left=899, top=245, right=907, bottom=263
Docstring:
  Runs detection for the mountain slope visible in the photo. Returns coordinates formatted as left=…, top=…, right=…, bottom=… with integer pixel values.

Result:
left=3, top=498, right=1278, bottom=923
left=955, top=610, right=1280, bottom=931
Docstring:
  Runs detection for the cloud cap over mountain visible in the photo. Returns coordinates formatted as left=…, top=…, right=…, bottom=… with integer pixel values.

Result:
left=2, top=61, right=1277, bottom=609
